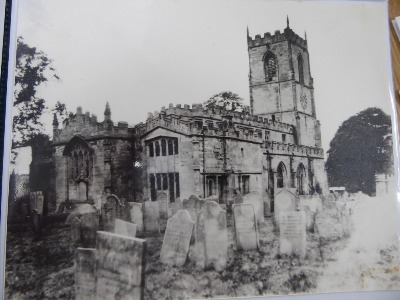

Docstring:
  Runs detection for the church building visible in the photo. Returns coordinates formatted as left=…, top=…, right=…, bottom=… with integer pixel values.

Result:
left=30, top=20, right=328, bottom=214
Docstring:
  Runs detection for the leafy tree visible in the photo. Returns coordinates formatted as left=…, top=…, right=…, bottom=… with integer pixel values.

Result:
left=325, top=107, right=392, bottom=195
left=12, top=37, right=60, bottom=149
left=203, top=91, right=249, bottom=113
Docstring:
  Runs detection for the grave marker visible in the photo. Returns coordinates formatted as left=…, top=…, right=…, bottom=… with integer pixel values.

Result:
left=233, top=204, right=259, bottom=250
left=130, top=202, right=144, bottom=232
left=160, top=210, right=194, bottom=266
left=157, top=191, right=168, bottom=217
left=279, top=210, right=306, bottom=258
left=274, top=188, right=297, bottom=222
left=143, top=201, right=160, bottom=233
left=196, top=201, right=228, bottom=271
left=96, top=231, right=146, bottom=300
left=114, top=218, right=137, bottom=237
left=75, top=248, right=96, bottom=300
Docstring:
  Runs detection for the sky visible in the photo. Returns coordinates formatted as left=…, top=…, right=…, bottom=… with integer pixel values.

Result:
left=11, top=0, right=394, bottom=173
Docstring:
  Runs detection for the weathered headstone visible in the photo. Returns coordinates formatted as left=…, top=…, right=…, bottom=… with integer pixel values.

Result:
left=160, top=210, right=194, bottom=266
left=233, top=193, right=243, bottom=204
left=129, top=202, right=144, bottom=232
left=279, top=210, right=306, bottom=258
left=274, top=188, right=297, bottom=222
left=80, top=212, right=99, bottom=247
left=96, top=231, right=146, bottom=300
left=196, top=201, right=228, bottom=271
left=182, top=196, right=205, bottom=242
left=114, top=218, right=137, bottom=237
left=102, top=195, right=124, bottom=231
left=143, top=201, right=160, bottom=233
left=233, top=204, right=259, bottom=250
left=75, top=248, right=96, bottom=300
left=168, top=201, right=181, bottom=218
left=243, top=192, right=264, bottom=223
left=157, top=191, right=168, bottom=217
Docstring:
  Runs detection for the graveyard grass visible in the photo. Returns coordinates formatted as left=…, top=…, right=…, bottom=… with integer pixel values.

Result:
left=5, top=193, right=400, bottom=299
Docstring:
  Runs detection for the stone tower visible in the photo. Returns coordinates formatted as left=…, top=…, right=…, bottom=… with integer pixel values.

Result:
left=248, top=17, right=321, bottom=148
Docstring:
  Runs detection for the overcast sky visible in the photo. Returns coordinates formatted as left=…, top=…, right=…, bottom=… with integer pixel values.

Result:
left=11, top=0, right=393, bottom=173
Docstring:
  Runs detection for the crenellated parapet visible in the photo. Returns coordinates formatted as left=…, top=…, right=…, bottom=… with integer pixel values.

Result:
left=136, top=103, right=296, bottom=143
left=247, top=27, right=307, bottom=50
left=53, top=104, right=133, bottom=144
left=264, top=141, right=324, bottom=158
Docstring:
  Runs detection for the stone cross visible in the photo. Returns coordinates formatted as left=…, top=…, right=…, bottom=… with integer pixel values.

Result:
left=95, top=231, right=146, bottom=300
left=233, top=204, right=259, bottom=250
left=195, top=201, right=228, bottom=271
left=75, top=247, right=96, bottom=300
left=160, top=210, right=194, bottom=266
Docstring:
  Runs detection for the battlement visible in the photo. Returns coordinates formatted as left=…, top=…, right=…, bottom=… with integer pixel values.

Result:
left=136, top=103, right=295, bottom=142
left=264, top=141, right=324, bottom=158
left=53, top=105, right=133, bottom=143
left=248, top=27, right=307, bottom=50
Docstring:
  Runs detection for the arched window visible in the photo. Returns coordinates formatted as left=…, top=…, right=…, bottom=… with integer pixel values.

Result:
left=63, top=136, right=93, bottom=181
left=149, top=143, right=154, bottom=157
left=298, top=54, right=304, bottom=84
left=277, top=162, right=287, bottom=188
left=296, top=163, right=306, bottom=195
left=264, top=51, right=277, bottom=81
left=161, top=139, right=166, bottom=156
left=155, top=141, right=160, bottom=156
left=167, top=139, right=173, bottom=155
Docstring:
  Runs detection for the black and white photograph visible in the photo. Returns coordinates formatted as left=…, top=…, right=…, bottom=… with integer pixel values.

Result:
left=2, top=0, right=400, bottom=299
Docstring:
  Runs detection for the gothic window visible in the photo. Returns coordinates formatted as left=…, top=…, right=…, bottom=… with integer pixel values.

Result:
left=264, top=51, right=277, bottom=81
left=63, top=136, right=94, bottom=181
left=242, top=175, right=250, bottom=194
left=155, top=141, right=160, bottom=156
left=168, top=139, right=173, bottom=155
left=156, top=174, right=162, bottom=190
left=149, top=143, right=154, bottom=157
left=298, top=54, right=304, bottom=84
left=174, top=140, right=179, bottom=154
left=277, top=162, right=287, bottom=188
left=161, top=139, right=167, bottom=156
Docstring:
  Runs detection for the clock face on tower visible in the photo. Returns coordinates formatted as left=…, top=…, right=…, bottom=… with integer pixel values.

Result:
left=300, top=92, right=308, bottom=110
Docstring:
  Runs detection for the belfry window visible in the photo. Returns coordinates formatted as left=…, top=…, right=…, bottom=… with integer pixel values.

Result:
left=264, top=51, right=277, bottom=81
left=298, top=54, right=304, bottom=84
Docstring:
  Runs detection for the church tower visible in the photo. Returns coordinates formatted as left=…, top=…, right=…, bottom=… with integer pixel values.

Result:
left=248, top=18, right=321, bottom=148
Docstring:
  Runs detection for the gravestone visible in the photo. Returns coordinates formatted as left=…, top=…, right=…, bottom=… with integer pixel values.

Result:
left=243, top=192, right=264, bottom=223
left=196, top=201, right=228, bottom=271
left=160, top=210, right=194, bottom=266
left=78, top=182, right=88, bottom=201
left=96, top=231, right=146, bottom=300
left=233, top=193, right=243, bottom=204
left=143, top=201, right=160, bottom=233
left=80, top=212, right=99, bottom=247
left=233, top=204, right=259, bottom=250
left=157, top=191, right=168, bottom=217
left=75, top=248, right=96, bottom=300
left=102, top=195, right=124, bottom=231
left=168, top=202, right=181, bottom=218
left=182, top=195, right=205, bottom=242
left=274, top=188, right=297, bottom=223
left=129, top=202, right=144, bottom=232
left=114, top=218, right=137, bottom=237
left=279, top=210, right=306, bottom=258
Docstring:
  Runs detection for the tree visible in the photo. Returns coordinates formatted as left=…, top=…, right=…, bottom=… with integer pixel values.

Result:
left=325, top=107, right=392, bottom=195
left=12, top=37, right=60, bottom=149
left=203, top=91, right=249, bottom=113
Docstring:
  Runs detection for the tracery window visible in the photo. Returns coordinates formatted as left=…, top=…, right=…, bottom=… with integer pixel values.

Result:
left=64, top=136, right=93, bottom=181
left=298, top=54, right=304, bottom=84
left=264, top=51, right=277, bottom=81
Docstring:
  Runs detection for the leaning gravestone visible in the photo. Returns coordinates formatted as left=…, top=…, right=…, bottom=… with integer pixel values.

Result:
left=75, top=247, right=96, bottom=300
left=279, top=210, right=306, bottom=259
left=182, top=195, right=205, bottom=242
left=274, top=188, right=297, bottom=223
left=129, top=202, right=144, bottom=232
left=96, top=231, right=146, bottom=300
left=114, top=218, right=137, bottom=237
left=143, top=201, right=160, bottom=233
left=168, top=201, right=181, bottom=218
left=196, top=201, right=228, bottom=271
left=243, top=192, right=264, bottom=223
left=233, top=204, right=259, bottom=250
left=160, top=210, right=194, bottom=266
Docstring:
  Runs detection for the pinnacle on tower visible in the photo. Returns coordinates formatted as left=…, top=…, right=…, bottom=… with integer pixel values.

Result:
left=305, top=31, right=307, bottom=40
left=104, top=102, right=111, bottom=122
left=52, top=113, right=59, bottom=128
left=287, top=15, right=290, bottom=28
